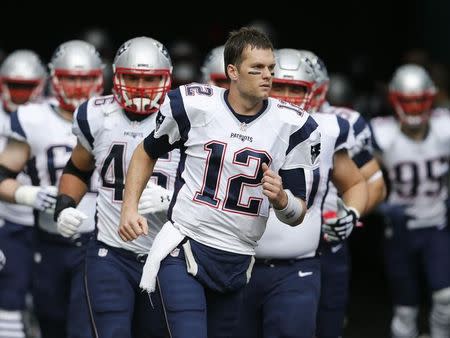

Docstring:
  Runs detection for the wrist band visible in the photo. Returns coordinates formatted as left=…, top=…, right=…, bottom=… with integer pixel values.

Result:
left=367, top=170, right=383, bottom=183
left=274, top=189, right=303, bottom=226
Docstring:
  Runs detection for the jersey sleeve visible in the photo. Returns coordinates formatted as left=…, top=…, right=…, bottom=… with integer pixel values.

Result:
left=73, top=101, right=94, bottom=152
left=9, top=109, right=27, bottom=142
left=72, top=100, right=101, bottom=153
left=143, top=88, right=189, bottom=159
left=281, top=115, right=321, bottom=171
left=334, top=115, right=354, bottom=152
left=350, top=115, right=373, bottom=168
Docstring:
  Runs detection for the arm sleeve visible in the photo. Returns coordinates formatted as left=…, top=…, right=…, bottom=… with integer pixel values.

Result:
left=143, top=88, right=190, bottom=159
left=282, top=115, right=321, bottom=171
left=72, top=101, right=95, bottom=153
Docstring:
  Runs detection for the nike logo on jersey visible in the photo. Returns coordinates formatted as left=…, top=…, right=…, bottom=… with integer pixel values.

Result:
left=298, top=270, right=313, bottom=277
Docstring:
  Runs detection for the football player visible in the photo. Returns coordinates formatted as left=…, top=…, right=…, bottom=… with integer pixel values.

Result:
left=0, top=40, right=103, bottom=338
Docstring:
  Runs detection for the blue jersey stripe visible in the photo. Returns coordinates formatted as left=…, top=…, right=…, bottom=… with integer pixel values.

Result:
left=169, top=88, right=191, bottom=142
left=368, top=121, right=381, bottom=152
left=10, top=111, right=26, bottom=139
left=307, top=168, right=320, bottom=208
left=279, top=168, right=306, bottom=200
left=335, top=116, right=350, bottom=149
left=76, top=101, right=94, bottom=149
left=353, top=115, right=367, bottom=136
left=286, top=116, right=318, bottom=155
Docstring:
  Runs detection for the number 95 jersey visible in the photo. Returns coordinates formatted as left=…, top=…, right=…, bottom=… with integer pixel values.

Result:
left=370, top=109, right=450, bottom=229
left=144, top=84, right=321, bottom=255
left=73, top=95, right=180, bottom=254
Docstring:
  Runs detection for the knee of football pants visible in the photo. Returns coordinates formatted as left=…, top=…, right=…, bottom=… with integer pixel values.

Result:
left=391, top=305, right=419, bottom=338
left=0, top=309, right=25, bottom=338
left=431, top=287, right=450, bottom=326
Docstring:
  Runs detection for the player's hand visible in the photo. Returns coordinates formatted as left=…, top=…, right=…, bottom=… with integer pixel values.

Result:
left=261, top=163, right=287, bottom=209
left=138, top=182, right=172, bottom=215
left=119, top=208, right=148, bottom=241
left=57, top=207, right=88, bottom=238
left=322, top=199, right=359, bottom=242
left=15, top=185, right=58, bottom=214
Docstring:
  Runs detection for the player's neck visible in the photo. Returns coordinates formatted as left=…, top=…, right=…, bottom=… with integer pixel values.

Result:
left=400, top=123, right=429, bottom=141
left=227, top=87, right=264, bottom=116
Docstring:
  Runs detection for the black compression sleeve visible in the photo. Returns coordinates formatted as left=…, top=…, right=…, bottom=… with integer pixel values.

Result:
left=53, top=194, right=77, bottom=222
left=63, top=158, right=94, bottom=186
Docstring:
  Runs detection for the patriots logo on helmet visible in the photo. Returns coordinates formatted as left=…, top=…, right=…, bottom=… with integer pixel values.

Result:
left=117, top=42, right=131, bottom=57
left=153, top=41, right=171, bottom=62
left=311, top=143, right=321, bottom=164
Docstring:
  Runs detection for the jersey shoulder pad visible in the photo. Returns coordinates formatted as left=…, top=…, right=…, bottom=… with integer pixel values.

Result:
left=271, top=98, right=310, bottom=126
left=430, top=108, right=450, bottom=142
left=370, top=116, right=398, bottom=150
left=170, top=83, right=220, bottom=127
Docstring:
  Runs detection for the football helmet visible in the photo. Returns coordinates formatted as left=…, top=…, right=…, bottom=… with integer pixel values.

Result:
left=49, top=40, right=104, bottom=112
left=298, top=50, right=329, bottom=112
left=0, top=50, right=46, bottom=112
left=271, top=48, right=316, bottom=109
left=113, top=37, right=172, bottom=115
left=201, top=45, right=228, bottom=88
left=389, top=64, right=436, bottom=127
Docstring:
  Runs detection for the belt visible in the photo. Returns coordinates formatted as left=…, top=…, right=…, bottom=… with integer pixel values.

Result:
left=255, top=257, right=309, bottom=267
left=97, top=240, right=148, bottom=263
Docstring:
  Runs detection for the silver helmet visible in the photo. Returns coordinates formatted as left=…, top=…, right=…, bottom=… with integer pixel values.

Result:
left=298, top=50, right=329, bottom=112
left=389, top=64, right=436, bottom=127
left=271, top=48, right=316, bottom=110
left=201, top=45, right=228, bottom=88
left=49, top=40, right=104, bottom=111
left=113, top=36, right=172, bottom=115
left=0, top=50, right=46, bottom=112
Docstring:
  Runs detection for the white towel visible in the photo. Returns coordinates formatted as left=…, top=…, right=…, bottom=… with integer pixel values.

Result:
left=140, top=221, right=185, bottom=293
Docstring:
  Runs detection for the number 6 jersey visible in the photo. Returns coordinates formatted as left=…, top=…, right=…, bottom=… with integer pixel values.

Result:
left=143, top=84, right=321, bottom=255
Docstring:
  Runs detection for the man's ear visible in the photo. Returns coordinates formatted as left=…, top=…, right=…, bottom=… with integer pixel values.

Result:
left=227, top=64, right=238, bottom=81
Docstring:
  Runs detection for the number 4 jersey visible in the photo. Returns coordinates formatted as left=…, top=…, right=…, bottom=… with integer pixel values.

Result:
left=143, top=84, right=321, bottom=255
left=370, top=109, right=450, bottom=229
left=73, top=95, right=180, bottom=254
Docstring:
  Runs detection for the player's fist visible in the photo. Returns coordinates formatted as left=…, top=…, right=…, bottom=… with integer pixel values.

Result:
left=138, top=182, right=172, bottom=215
left=119, top=208, right=148, bottom=241
left=322, top=199, right=359, bottom=242
left=57, top=207, right=88, bottom=238
left=261, top=163, right=287, bottom=209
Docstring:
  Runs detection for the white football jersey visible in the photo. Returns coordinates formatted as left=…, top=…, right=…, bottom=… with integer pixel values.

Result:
left=0, top=105, right=34, bottom=225
left=9, top=99, right=97, bottom=234
left=73, top=95, right=180, bottom=254
left=145, top=84, right=321, bottom=255
left=256, top=113, right=354, bottom=259
left=320, top=102, right=373, bottom=216
left=371, top=109, right=450, bottom=229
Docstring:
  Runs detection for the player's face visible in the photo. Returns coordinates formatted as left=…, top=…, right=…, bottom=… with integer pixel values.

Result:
left=270, top=82, right=307, bottom=105
left=236, top=47, right=275, bottom=100
left=397, top=94, right=433, bottom=116
left=58, top=74, right=99, bottom=100
left=122, top=74, right=162, bottom=100
left=3, top=80, right=41, bottom=104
